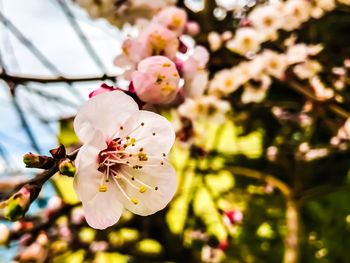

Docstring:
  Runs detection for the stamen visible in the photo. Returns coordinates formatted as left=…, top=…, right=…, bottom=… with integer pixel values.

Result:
left=155, top=186, right=159, bottom=191
left=124, top=123, right=145, bottom=138
left=101, top=150, right=126, bottom=155
left=111, top=174, right=137, bottom=204
left=131, top=198, right=139, bottom=205
left=122, top=169, right=154, bottom=190
left=117, top=173, right=142, bottom=191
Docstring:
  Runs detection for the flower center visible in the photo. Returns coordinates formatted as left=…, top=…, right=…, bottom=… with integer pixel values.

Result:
left=96, top=123, right=161, bottom=205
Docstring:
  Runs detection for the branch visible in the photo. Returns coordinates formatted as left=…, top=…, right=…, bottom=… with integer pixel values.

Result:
left=8, top=203, right=79, bottom=240
left=224, top=166, right=291, bottom=198
left=0, top=147, right=79, bottom=201
left=0, top=72, right=117, bottom=84
left=288, top=81, right=350, bottom=119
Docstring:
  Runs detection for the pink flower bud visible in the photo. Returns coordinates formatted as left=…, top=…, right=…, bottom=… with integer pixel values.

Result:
left=89, top=83, right=116, bottom=98
left=131, top=56, right=181, bottom=104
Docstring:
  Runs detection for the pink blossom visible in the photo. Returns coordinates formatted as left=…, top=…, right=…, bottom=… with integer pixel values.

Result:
left=153, top=7, right=187, bottom=36
left=140, top=23, right=179, bottom=59
left=131, top=56, right=181, bottom=104
left=114, top=23, right=179, bottom=71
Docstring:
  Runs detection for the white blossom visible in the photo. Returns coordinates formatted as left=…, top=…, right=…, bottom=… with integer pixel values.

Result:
left=74, top=91, right=177, bottom=229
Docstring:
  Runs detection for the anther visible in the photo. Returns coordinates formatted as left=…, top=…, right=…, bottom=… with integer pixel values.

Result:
left=152, top=132, right=156, bottom=136
left=160, top=162, right=164, bottom=165
left=162, top=153, right=166, bottom=157
left=131, top=198, right=139, bottom=205
left=99, top=185, right=107, bottom=192
left=141, top=122, right=145, bottom=126
left=131, top=177, right=135, bottom=181
left=155, top=186, right=159, bottom=191
left=138, top=152, right=148, bottom=161
left=139, top=148, right=144, bottom=152
left=120, top=126, right=124, bottom=130
left=139, top=186, right=147, bottom=193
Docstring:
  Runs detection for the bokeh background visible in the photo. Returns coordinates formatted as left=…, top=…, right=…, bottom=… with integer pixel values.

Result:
left=0, top=0, right=350, bottom=262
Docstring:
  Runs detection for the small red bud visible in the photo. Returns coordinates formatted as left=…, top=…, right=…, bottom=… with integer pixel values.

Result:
left=50, top=145, right=66, bottom=159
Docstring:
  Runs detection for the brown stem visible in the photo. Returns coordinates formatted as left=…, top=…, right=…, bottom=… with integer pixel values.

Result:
left=224, top=166, right=301, bottom=263
left=0, top=147, right=80, bottom=201
left=283, top=199, right=300, bottom=263
left=224, top=166, right=291, bottom=197
left=288, top=81, right=350, bottom=119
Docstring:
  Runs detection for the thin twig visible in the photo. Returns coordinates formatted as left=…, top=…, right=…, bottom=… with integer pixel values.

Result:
left=0, top=71, right=116, bottom=84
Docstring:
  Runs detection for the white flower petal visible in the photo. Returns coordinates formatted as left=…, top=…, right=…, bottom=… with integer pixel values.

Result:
left=115, top=162, right=177, bottom=216
left=74, top=129, right=106, bottom=202
left=82, top=181, right=124, bottom=229
left=74, top=91, right=139, bottom=143
left=74, top=163, right=102, bottom=203
left=124, top=110, right=175, bottom=158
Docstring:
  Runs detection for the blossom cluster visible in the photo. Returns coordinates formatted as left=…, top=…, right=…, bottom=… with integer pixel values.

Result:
left=114, top=6, right=208, bottom=103
left=111, top=6, right=232, bottom=125
left=209, top=42, right=324, bottom=103
left=206, top=0, right=349, bottom=56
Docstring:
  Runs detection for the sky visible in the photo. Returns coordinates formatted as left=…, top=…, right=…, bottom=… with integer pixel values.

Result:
left=0, top=0, right=123, bottom=174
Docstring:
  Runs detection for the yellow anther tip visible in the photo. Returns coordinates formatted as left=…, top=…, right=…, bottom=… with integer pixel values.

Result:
left=139, top=186, right=147, bottom=193
left=99, top=185, right=107, bottom=192
left=131, top=198, right=139, bottom=205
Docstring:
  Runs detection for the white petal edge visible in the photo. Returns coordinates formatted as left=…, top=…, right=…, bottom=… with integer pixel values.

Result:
left=74, top=90, right=139, bottom=143
left=74, top=129, right=106, bottom=202
left=124, top=110, right=175, bottom=158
